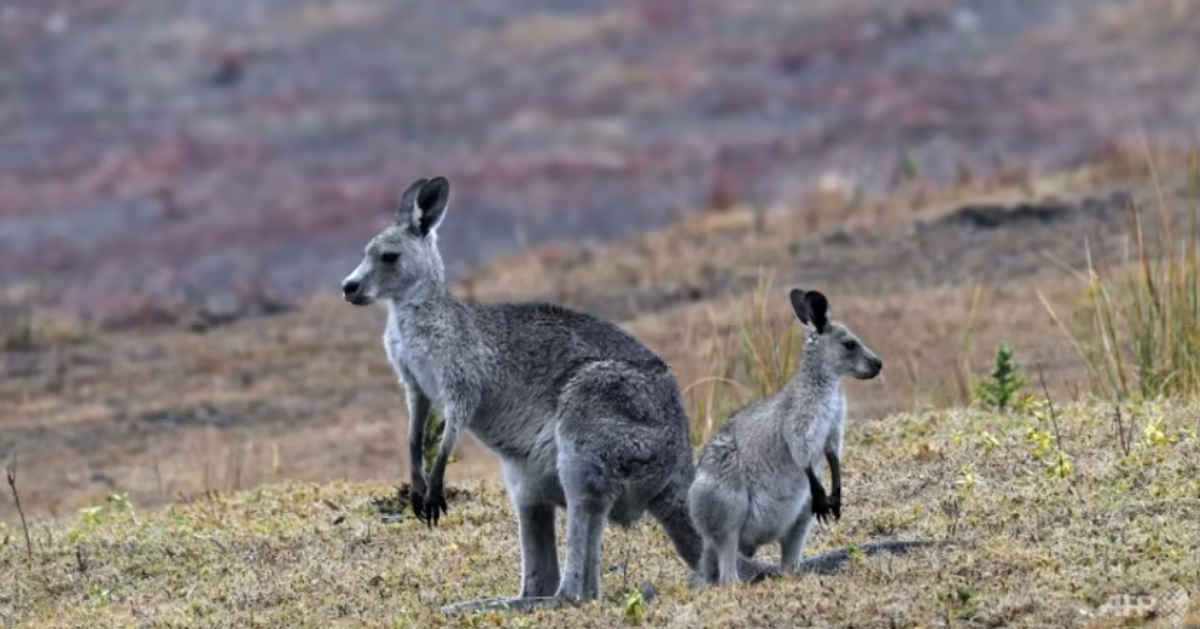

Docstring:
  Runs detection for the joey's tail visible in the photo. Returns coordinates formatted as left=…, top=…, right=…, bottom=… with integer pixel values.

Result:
left=793, top=539, right=953, bottom=576
left=716, top=539, right=954, bottom=586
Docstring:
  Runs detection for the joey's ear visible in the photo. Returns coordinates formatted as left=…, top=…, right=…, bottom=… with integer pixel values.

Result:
left=790, top=288, right=829, bottom=332
left=789, top=288, right=813, bottom=326
left=394, top=176, right=450, bottom=237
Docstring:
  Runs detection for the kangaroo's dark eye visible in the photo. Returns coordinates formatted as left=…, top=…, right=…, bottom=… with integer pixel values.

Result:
left=380, top=252, right=399, bottom=264
left=841, top=340, right=859, bottom=351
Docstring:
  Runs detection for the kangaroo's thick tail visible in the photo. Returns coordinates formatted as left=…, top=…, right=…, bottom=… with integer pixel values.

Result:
left=792, top=538, right=953, bottom=576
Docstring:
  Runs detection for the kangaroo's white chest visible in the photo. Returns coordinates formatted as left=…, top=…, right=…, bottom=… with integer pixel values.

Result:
left=383, top=321, right=443, bottom=406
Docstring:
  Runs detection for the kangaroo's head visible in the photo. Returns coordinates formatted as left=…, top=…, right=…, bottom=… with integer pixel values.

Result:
left=789, top=288, right=882, bottom=380
left=341, top=176, right=450, bottom=306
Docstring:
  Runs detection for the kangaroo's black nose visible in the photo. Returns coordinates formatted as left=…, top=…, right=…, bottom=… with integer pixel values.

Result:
left=342, top=280, right=359, bottom=295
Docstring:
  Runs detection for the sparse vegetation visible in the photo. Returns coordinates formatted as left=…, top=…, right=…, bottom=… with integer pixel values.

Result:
left=727, top=274, right=803, bottom=402
left=683, top=273, right=801, bottom=446
left=6, top=141, right=1200, bottom=627
left=1045, top=146, right=1200, bottom=401
left=1, top=307, right=91, bottom=352
left=2, top=399, right=1198, bottom=627
left=6, top=0, right=1200, bottom=624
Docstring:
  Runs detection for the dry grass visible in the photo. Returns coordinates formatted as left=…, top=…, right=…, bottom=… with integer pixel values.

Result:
left=1045, top=147, right=1200, bottom=401
left=3, top=144, right=1195, bottom=519
left=3, top=398, right=1198, bottom=628
left=3, top=144, right=1200, bottom=627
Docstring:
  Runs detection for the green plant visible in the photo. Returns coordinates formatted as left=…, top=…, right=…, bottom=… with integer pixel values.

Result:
left=1043, top=145, right=1200, bottom=400
left=936, top=584, right=978, bottom=621
left=896, top=148, right=921, bottom=184
left=622, top=588, right=647, bottom=624
left=1140, top=413, right=1173, bottom=448
left=511, top=617, right=537, bottom=629
left=1046, top=450, right=1074, bottom=479
left=954, top=464, right=978, bottom=494
left=79, top=506, right=104, bottom=526
left=106, top=492, right=132, bottom=512
left=1023, top=369, right=1074, bottom=479
left=87, top=582, right=111, bottom=608
left=976, top=431, right=1000, bottom=455
left=2, top=307, right=92, bottom=351
left=2, top=310, right=37, bottom=351
left=422, top=410, right=446, bottom=473
left=975, top=343, right=1025, bottom=410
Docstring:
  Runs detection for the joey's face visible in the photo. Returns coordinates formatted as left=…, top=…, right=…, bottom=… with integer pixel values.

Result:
left=341, top=176, right=450, bottom=306
left=789, top=287, right=882, bottom=381
left=820, top=322, right=882, bottom=380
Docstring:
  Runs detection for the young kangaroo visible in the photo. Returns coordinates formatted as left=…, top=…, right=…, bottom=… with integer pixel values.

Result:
left=688, top=288, right=882, bottom=585
left=340, top=176, right=778, bottom=609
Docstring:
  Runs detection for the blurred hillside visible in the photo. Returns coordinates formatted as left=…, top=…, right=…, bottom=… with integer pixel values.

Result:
left=2, top=0, right=1199, bottom=325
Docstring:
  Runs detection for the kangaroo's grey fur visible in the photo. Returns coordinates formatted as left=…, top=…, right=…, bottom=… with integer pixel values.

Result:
left=341, top=176, right=779, bottom=608
left=688, top=288, right=884, bottom=585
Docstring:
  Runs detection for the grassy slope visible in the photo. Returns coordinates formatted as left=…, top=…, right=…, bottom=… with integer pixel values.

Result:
left=5, top=146, right=1200, bottom=626
left=3, top=145, right=1182, bottom=518
left=3, top=400, right=1199, bottom=628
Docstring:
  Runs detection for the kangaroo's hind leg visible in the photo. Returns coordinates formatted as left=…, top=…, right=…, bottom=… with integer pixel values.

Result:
left=555, top=435, right=615, bottom=602
left=780, top=495, right=816, bottom=573
left=514, top=503, right=560, bottom=597
left=502, top=464, right=562, bottom=598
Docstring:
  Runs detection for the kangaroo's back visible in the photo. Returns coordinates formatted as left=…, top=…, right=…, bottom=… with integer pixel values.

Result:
left=471, top=300, right=669, bottom=372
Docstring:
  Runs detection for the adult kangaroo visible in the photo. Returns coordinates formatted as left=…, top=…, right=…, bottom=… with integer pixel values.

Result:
left=340, top=176, right=777, bottom=611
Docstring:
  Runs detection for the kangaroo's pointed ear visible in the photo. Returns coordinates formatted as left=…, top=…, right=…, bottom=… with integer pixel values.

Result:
left=805, top=290, right=829, bottom=332
left=790, top=288, right=829, bottom=333
left=394, top=177, right=428, bottom=227
left=789, top=289, right=812, bottom=326
left=394, top=176, right=450, bottom=237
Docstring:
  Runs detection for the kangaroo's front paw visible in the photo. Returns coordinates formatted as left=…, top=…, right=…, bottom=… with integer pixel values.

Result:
left=811, top=489, right=833, bottom=524
left=829, top=488, right=842, bottom=522
left=422, top=483, right=449, bottom=527
left=410, top=479, right=430, bottom=525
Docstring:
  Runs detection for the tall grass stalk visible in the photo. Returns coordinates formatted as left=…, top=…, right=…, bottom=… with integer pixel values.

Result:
left=1042, top=144, right=1200, bottom=400
left=684, top=270, right=801, bottom=445
left=731, top=270, right=801, bottom=399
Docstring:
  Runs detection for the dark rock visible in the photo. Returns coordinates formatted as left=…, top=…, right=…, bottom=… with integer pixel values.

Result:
left=920, top=189, right=1135, bottom=235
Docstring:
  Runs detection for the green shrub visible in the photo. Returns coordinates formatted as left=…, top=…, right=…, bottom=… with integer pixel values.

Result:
left=975, top=343, right=1025, bottom=411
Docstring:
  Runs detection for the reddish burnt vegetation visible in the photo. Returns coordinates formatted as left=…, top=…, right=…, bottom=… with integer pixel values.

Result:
left=2, top=0, right=1199, bottom=328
